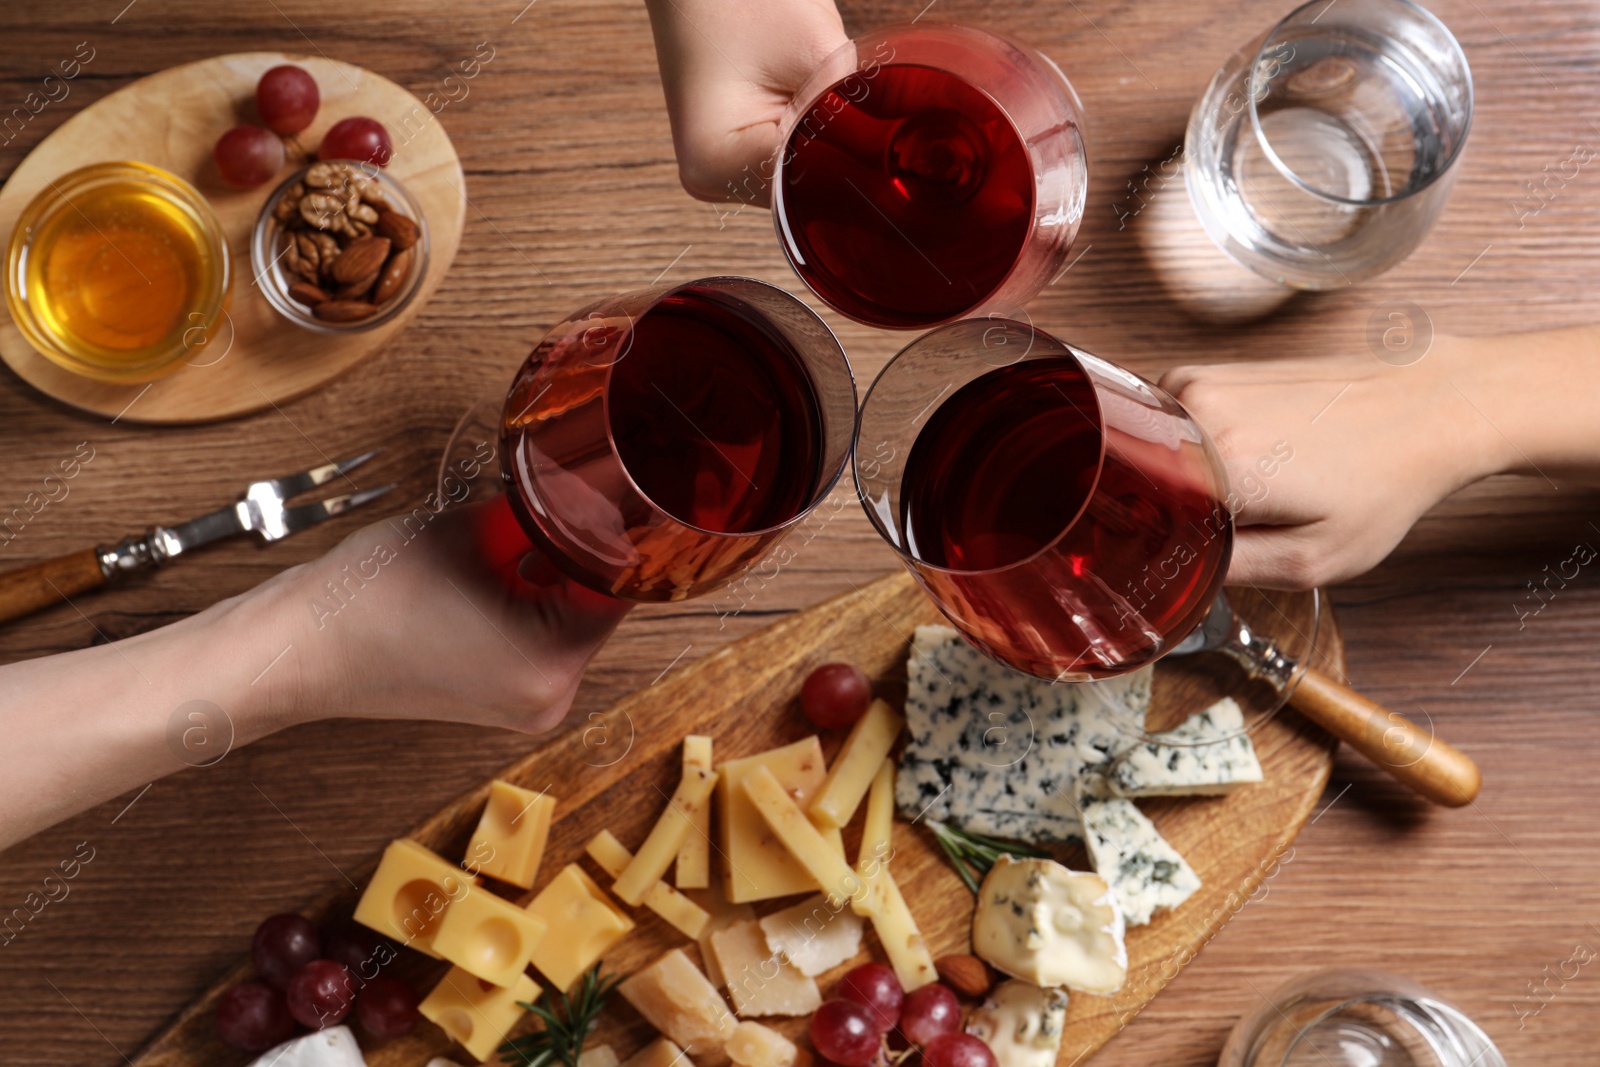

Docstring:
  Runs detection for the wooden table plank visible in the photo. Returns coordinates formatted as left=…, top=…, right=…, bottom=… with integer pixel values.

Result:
left=2, top=0, right=1598, bottom=1064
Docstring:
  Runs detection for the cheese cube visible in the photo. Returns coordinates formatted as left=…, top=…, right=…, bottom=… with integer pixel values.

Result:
left=972, top=856, right=1126, bottom=994
left=244, top=1026, right=364, bottom=1067
left=965, top=981, right=1069, bottom=1067
left=526, top=864, right=634, bottom=991
left=467, top=780, right=555, bottom=889
left=726, top=1022, right=799, bottom=1067
left=710, top=920, right=822, bottom=1017
left=618, top=949, right=737, bottom=1065
left=678, top=736, right=714, bottom=889
left=431, top=881, right=549, bottom=988
left=579, top=1045, right=621, bottom=1067
left=809, top=700, right=904, bottom=829
left=587, top=829, right=711, bottom=938
left=623, top=1039, right=694, bottom=1067
left=418, top=966, right=536, bottom=1062
left=616, top=764, right=719, bottom=905
left=353, top=839, right=477, bottom=958
left=717, top=738, right=847, bottom=903
left=741, top=765, right=863, bottom=909
left=759, top=895, right=864, bottom=977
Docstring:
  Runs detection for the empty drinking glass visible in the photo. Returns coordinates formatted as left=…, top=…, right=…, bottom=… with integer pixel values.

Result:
left=1185, top=0, right=1472, bottom=289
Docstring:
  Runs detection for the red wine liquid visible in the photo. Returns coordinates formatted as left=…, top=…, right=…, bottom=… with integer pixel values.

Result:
left=607, top=288, right=825, bottom=533
left=776, top=63, right=1035, bottom=328
left=899, top=358, right=1232, bottom=676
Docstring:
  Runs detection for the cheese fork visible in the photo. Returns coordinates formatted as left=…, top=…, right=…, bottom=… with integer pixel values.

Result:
left=1171, top=590, right=1482, bottom=807
left=0, top=450, right=395, bottom=627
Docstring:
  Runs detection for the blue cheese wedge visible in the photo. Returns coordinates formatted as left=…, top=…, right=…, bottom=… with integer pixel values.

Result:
left=972, top=856, right=1127, bottom=994
left=248, top=1027, right=366, bottom=1067
left=1107, top=697, right=1263, bottom=797
left=1076, top=774, right=1201, bottom=926
left=897, top=625, right=1153, bottom=843
left=966, top=980, right=1070, bottom=1067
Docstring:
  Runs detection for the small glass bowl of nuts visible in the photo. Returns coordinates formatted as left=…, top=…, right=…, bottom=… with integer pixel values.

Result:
left=251, top=159, right=428, bottom=332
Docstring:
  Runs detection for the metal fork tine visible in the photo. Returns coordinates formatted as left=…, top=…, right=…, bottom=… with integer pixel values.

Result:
left=280, top=484, right=397, bottom=536
left=267, top=449, right=384, bottom=501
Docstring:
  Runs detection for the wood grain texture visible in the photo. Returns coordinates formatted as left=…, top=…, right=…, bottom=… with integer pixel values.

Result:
left=1, top=1, right=1598, bottom=1066
left=0, top=545, right=105, bottom=622
left=126, top=571, right=1342, bottom=1066
left=0, top=52, right=466, bottom=422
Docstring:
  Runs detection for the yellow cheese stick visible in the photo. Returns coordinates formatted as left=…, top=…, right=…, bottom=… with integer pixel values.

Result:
left=588, top=829, right=711, bottom=938
left=742, top=764, right=864, bottom=909
left=860, top=866, right=937, bottom=990
left=809, top=700, right=904, bottom=829
left=615, top=764, right=719, bottom=905
left=857, top=760, right=895, bottom=872
left=676, top=735, right=714, bottom=889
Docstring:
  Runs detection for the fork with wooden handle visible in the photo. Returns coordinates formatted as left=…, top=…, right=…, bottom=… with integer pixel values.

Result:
left=0, top=450, right=393, bottom=627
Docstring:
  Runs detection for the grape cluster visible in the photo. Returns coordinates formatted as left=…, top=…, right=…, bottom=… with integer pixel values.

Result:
left=811, top=965, right=997, bottom=1067
left=213, top=64, right=394, bottom=190
left=214, top=913, right=419, bottom=1051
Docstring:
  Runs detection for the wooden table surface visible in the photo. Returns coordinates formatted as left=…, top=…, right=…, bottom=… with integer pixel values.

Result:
left=2, top=1, right=1597, bottom=1064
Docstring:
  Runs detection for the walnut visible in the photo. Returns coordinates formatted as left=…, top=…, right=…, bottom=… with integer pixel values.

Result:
left=292, top=232, right=321, bottom=279
left=273, top=182, right=305, bottom=223
left=300, top=191, right=346, bottom=231
left=309, top=232, right=340, bottom=281
left=303, top=161, right=347, bottom=190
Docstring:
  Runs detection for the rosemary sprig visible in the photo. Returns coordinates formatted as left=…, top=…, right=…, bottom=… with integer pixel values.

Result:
left=928, top=819, right=1049, bottom=894
left=499, top=964, right=622, bottom=1067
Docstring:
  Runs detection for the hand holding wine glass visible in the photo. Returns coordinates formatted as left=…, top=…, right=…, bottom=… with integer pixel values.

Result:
left=643, top=0, right=848, bottom=204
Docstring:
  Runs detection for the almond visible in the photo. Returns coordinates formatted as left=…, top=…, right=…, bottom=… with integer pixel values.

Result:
left=312, top=300, right=378, bottom=323
left=935, top=954, right=993, bottom=999
left=335, top=270, right=379, bottom=301
left=372, top=247, right=412, bottom=305
left=330, top=235, right=391, bottom=284
left=375, top=209, right=420, bottom=250
left=287, top=280, right=329, bottom=306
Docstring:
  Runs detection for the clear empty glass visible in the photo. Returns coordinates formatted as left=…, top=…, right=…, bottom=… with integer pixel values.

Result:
left=1220, top=971, right=1505, bottom=1067
left=1185, top=0, right=1472, bottom=288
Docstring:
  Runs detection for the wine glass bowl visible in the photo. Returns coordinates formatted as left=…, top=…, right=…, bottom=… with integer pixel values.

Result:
left=772, top=22, right=1089, bottom=329
left=855, top=319, right=1233, bottom=681
left=500, top=277, right=856, bottom=602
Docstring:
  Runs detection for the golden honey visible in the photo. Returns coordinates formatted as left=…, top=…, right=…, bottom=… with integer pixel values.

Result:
left=7, top=162, right=229, bottom=382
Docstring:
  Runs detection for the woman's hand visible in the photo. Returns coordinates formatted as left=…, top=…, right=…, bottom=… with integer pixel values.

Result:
left=645, top=0, right=848, bottom=204
left=1161, top=337, right=1507, bottom=589
left=281, top=495, right=631, bottom=734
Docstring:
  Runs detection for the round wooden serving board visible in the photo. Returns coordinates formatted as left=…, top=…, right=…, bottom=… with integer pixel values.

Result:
left=0, top=52, right=465, bottom=424
left=130, top=571, right=1341, bottom=1067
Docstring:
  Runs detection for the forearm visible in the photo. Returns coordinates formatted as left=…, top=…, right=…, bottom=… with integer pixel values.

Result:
left=1451, top=326, right=1600, bottom=483
left=0, top=568, right=315, bottom=850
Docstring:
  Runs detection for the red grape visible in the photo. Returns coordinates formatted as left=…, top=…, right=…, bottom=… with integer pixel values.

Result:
left=811, top=998, right=881, bottom=1067
left=215, top=981, right=295, bottom=1052
left=922, top=1034, right=998, bottom=1067
left=319, top=117, right=393, bottom=167
left=251, top=913, right=321, bottom=991
left=838, top=962, right=904, bottom=1032
left=800, top=663, right=873, bottom=729
left=899, top=984, right=962, bottom=1048
left=256, top=65, right=320, bottom=134
left=356, top=975, right=420, bottom=1039
left=286, top=959, right=355, bottom=1029
left=324, top=925, right=393, bottom=982
left=214, top=125, right=285, bottom=189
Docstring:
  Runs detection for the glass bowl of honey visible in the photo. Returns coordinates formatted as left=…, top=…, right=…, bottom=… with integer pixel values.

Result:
left=5, top=161, right=230, bottom=383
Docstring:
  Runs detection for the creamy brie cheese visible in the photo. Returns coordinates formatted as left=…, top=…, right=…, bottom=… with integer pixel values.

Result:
left=966, top=980, right=1070, bottom=1067
left=1077, top=774, right=1201, bottom=926
left=1107, top=697, right=1263, bottom=797
left=248, top=1026, right=367, bottom=1067
left=972, top=855, right=1128, bottom=994
left=897, top=626, right=1152, bottom=843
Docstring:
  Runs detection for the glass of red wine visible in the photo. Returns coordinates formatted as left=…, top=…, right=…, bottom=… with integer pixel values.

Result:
left=855, top=318, right=1233, bottom=682
left=771, top=22, right=1088, bottom=330
left=496, top=277, right=856, bottom=602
